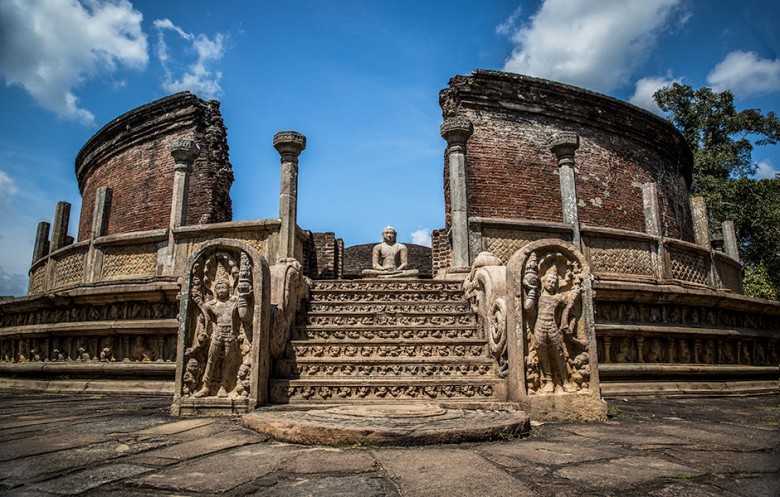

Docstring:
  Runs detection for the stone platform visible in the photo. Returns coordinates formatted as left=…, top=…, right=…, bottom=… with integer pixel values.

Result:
left=242, top=403, right=530, bottom=445
left=1, top=392, right=778, bottom=496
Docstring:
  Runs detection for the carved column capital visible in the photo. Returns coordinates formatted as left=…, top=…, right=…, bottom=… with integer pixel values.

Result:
left=548, top=132, right=580, bottom=167
left=440, top=117, right=473, bottom=152
left=170, top=139, right=200, bottom=172
left=273, top=131, right=306, bottom=162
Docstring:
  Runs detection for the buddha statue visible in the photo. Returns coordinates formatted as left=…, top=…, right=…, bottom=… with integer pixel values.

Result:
left=362, top=226, right=419, bottom=278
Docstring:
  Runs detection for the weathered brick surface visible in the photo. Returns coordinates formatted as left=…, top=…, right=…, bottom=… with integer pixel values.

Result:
left=76, top=93, right=233, bottom=241
left=304, top=232, right=344, bottom=280
left=440, top=71, right=695, bottom=242
left=431, top=228, right=451, bottom=273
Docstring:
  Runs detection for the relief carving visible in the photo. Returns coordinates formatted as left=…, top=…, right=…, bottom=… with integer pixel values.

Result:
left=464, top=252, right=508, bottom=377
left=184, top=251, right=254, bottom=399
left=270, top=259, right=311, bottom=359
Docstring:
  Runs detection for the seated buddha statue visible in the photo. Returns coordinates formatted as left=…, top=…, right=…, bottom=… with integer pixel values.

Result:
left=362, top=226, right=419, bottom=279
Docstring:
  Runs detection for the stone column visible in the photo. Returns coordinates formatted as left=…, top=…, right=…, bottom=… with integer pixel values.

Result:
left=440, top=117, right=473, bottom=268
left=721, top=220, right=739, bottom=262
left=90, top=187, right=113, bottom=239
left=32, top=222, right=50, bottom=263
left=169, top=139, right=200, bottom=229
left=274, top=131, right=306, bottom=262
left=549, top=132, right=581, bottom=250
left=49, top=201, right=71, bottom=253
left=88, top=187, right=113, bottom=282
left=690, top=196, right=710, bottom=248
left=642, top=183, right=670, bottom=280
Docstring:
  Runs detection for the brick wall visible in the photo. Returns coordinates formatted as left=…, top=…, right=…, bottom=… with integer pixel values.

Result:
left=304, top=232, right=343, bottom=279
left=76, top=93, right=234, bottom=241
left=431, top=228, right=451, bottom=273
left=440, top=71, right=695, bottom=242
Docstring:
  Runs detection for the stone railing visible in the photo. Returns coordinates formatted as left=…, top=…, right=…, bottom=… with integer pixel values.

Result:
left=26, top=219, right=302, bottom=295
left=463, top=217, right=743, bottom=294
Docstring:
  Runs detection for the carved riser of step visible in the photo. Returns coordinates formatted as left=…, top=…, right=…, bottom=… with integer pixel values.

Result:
left=307, top=303, right=471, bottom=313
left=311, top=280, right=464, bottom=292
left=269, top=379, right=505, bottom=403
left=299, top=314, right=477, bottom=327
left=287, top=341, right=487, bottom=359
left=309, top=292, right=466, bottom=303
left=274, top=358, right=497, bottom=379
left=292, top=326, right=480, bottom=341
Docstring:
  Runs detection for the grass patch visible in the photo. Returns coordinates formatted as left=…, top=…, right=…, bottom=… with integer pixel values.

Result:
left=670, top=472, right=692, bottom=480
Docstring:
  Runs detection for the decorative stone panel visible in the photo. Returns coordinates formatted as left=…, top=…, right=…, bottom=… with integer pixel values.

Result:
left=53, top=248, right=87, bottom=288
left=588, top=238, right=654, bottom=277
left=102, top=243, right=158, bottom=279
left=28, top=264, right=47, bottom=295
left=669, top=248, right=709, bottom=285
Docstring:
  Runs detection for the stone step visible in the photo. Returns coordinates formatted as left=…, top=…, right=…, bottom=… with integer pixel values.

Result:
left=299, top=313, right=477, bottom=327
left=269, top=378, right=505, bottom=403
left=286, top=341, right=488, bottom=360
left=292, top=325, right=481, bottom=341
left=274, top=358, right=496, bottom=379
left=306, top=302, right=471, bottom=314
left=311, top=279, right=465, bottom=293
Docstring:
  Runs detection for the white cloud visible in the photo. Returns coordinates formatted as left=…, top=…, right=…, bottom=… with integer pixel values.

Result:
left=629, top=76, right=680, bottom=115
left=499, top=0, right=683, bottom=93
left=154, top=19, right=225, bottom=99
left=0, top=0, right=148, bottom=125
left=755, top=159, right=779, bottom=180
left=410, top=228, right=432, bottom=247
left=0, top=170, right=18, bottom=208
left=707, top=50, right=780, bottom=97
left=496, top=6, right=523, bottom=36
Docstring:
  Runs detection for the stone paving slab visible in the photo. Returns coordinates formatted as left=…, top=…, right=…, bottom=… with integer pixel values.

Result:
left=0, top=392, right=778, bottom=496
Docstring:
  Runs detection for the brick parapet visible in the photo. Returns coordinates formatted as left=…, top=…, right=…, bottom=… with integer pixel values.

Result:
left=76, top=92, right=234, bottom=241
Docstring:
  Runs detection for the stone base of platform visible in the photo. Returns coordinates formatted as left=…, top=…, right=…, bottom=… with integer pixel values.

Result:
left=242, top=402, right=530, bottom=445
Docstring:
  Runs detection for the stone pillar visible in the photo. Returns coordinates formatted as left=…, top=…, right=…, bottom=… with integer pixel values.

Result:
left=690, top=196, right=710, bottom=248
left=87, top=187, right=113, bottom=283
left=274, top=131, right=306, bottom=262
left=49, top=201, right=71, bottom=253
left=169, top=139, right=200, bottom=229
left=549, top=132, right=581, bottom=250
left=722, top=220, right=739, bottom=262
left=90, top=187, right=113, bottom=239
left=32, top=222, right=50, bottom=263
left=440, top=117, right=473, bottom=268
left=642, top=183, right=670, bottom=280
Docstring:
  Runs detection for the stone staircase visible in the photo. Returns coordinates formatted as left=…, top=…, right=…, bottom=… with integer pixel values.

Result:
left=269, top=279, right=505, bottom=403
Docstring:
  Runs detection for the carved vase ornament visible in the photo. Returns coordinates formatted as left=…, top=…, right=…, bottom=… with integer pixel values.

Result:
left=506, top=239, right=606, bottom=421
left=172, top=240, right=270, bottom=416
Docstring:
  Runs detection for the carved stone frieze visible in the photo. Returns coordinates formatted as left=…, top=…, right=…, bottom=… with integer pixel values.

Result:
left=312, top=280, right=464, bottom=292
left=271, top=382, right=497, bottom=402
left=307, top=302, right=470, bottom=314
left=276, top=362, right=494, bottom=378
left=289, top=343, right=485, bottom=359
left=0, top=301, right=177, bottom=328
left=0, top=334, right=176, bottom=363
left=301, top=314, right=476, bottom=327
left=293, top=327, right=478, bottom=341
left=309, top=289, right=463, bottom=303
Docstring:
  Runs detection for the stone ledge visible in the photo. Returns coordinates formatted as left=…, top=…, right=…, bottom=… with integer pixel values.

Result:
left=0, top=378, right=173, bottom=395
left=0, top=362, right=176, bottom=375
left=0, top=319, right=178, bottom=337
left=596, top=323, right=779, bottom=339
left=601, top=379, right=780, bottom=396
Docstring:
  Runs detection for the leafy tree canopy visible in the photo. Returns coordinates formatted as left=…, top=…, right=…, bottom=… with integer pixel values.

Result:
left=654, top=83, right=780, bottom=299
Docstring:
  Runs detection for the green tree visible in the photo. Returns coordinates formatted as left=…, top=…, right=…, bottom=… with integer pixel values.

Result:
left=654, top=83, right=780, bottom=299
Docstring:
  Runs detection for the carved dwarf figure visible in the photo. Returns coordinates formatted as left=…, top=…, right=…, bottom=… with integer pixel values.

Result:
left=194, top=277, right=252, bottom=398
left=531, top=265, right=579, bottom=394
left=362, top=226, right=419, bottom=278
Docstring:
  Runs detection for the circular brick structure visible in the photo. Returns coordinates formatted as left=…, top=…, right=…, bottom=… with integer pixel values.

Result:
left=440, top=70, right=695, bottom=241
left=75, top=92, right=234, bottom=241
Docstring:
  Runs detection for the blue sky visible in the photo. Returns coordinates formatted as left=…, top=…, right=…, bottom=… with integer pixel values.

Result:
left=1, top=0, right=779, bottom=295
